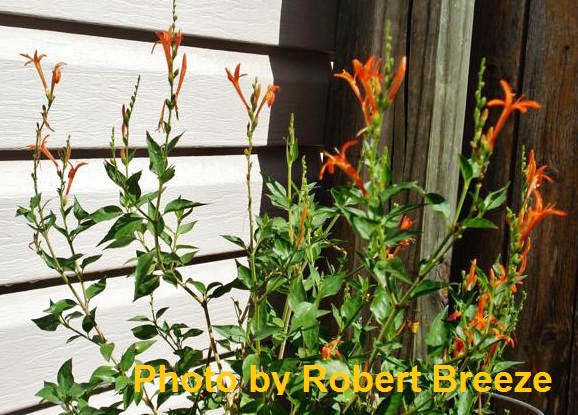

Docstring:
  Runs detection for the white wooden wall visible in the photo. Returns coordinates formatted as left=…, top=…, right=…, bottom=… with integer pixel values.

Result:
left=0, top=2, right=336, bottom=413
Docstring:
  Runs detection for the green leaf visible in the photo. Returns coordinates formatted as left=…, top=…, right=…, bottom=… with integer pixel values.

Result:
left=73, top=198, right=89, bottom=220
left=174, top=347, right=203, bottom=375
left=32, top=314, right=60, bottom=331
left=100, top=342, right=115, bottom=362
left=131, top=325, right=157, bottom=340
left=119, top=345, right=136, bottom=372
left=351, top=215, right=374, bottom=240
left=235, top=261, right=253, bottom=289
left=291, top=302, right=317, bottom=332
left=125, top=171, right=143, bottom=203
left=319, top=274, right=345, bottom=298
left=263, top=175, right=289, bottom=209
left=408, top=279, right=448, bottom=300
left=210, top=278, right=247, bottom=299
left=87, top=206, right=123, bottom=223
left=36, top=382, right=61, bottom=404
left=483, top=184, right=509, bottom=211
left=57, top=359, right=74, bottom=393
left=164, top=197, right=202, bottom=214
left=146, top=132, right=166, bottom=177
left=166, top=132, right=184, bottom=154
left=242, top=354, right=259, bottom=386
left=134, top=252, right=158, bottom=300
left=134, top=340, right=156, bottom=354
left=45, top=299, right=77, bottom=315
left=98, top=213, right=142, bottom=248
left=491, top=360, right=523, bottom=373
left=462, top=217, right=498, bottom=229
left=82, top=309, right=97, bottom=333
left=370, top=289, right=392, bottom=324
left=214, top=325, right=246, bottom=343
left=458, top=154, right=473, bottom=181
left=90, top=365, right=117, bottom=385
left=86, top=278, right=107, bottom=300
left=221, top=234, right=247, bottom=250
left=426, top=192, right=451, bottom=220
left=81, top=255, right=103, bottom=271
left=426, top=307, right=449, bottom=354
left=254, top=325, right=281, bottom=341
left=182, top=328, right=203, bottom=339
left=156, top=307, right=169, bottom=319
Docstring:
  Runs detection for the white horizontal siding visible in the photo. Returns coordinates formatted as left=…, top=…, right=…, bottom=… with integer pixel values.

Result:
left=0, top=1, right=333, bottom=413
left=0, top=259, right=246, bottom=413
left=0, top=26, right=329, bottom=151
left=0, top=0, right=337, bottom=51
left=0, top=155, right=266, bottom=285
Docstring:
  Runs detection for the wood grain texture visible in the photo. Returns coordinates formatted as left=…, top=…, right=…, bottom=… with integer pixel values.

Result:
left=458, top=0, right=578, bottom=413
left=1, top=26, right=330, bottom=151
left=452, top=0, right=529, bottom=279
left=511, top=0, right=578, bottom=412
left=326, top=1, right=473, bottom=358
left=0, top=155, right=262, bottom=285
left=0, top=0, right=337, bottom=51
left=413, top=0, right=475, bottom=357
left=0, top=259, right=247, bottom=413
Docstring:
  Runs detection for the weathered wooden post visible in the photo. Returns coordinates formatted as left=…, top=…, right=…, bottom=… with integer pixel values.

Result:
left=325, top=0, right=475, bottom=357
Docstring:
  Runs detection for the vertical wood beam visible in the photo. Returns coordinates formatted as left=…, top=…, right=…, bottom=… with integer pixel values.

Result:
left=325, top=0, right=474, bottom=357
left=413, top=0, right=475, bottom=356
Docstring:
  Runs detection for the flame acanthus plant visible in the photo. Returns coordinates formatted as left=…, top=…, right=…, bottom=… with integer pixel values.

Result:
left=18, top=6, right=565, bottom=415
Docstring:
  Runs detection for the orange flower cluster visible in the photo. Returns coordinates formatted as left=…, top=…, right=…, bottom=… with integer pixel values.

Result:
left=484, top=80, right=541, bottom=150
left=319, top=55, right=406, bottom=196
left=22, top=52, right=86, bottom=197
left=21, top=50, right=65, bottom=103
left=516, top=150, right=566, bottom=242
left=448, top=261, right=515, bottom=359
left=321, top=338, right=343, bottom=360
left=508, top=150, right=566, bottom=288
left=152, top=25, right=187, bottom=122
left=319, top=139, right=367, bottom=196
left=225, top=64, right=280, bottom=119
left=386, top=215, right=416, bottom=258
left=335, top=56, right=406, bottom=129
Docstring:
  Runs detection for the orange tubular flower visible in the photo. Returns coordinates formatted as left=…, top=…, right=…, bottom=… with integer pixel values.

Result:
left=465, top=259, right=478, bottom=291
left=152, top=26, right=182, bottom=75
left=225, top=64, right=250, bottom=111
left=50, top=62, right=66, bottom=98
left=335, top=56, right=383, bottom=128
left=353, top=56, right=382, bottom=117
left=489, top=263, right=507, bottom=289
left=255, top=84, right=281, bottom=118
left=387, top=56, right=407, bottom=102
left=21, top=51, right=49, bottom=93
left=387, top=215, right=416, bottom=258
left=174, top=53, right=187, bottom=116
left=27, top=136, right=58, bottom=169
left=525, top=149, right=553, bottom=199
left=452, top=337, right=466, bottom=358
left=485, top=80, right=541, bottom=149
left=319, top=140, right=367, bottom=196
left=65, top=161, right=88, bottom=196
left=469, top=294, right=489, bottom=331
left=448, top=310, right=462, bottom=322
left=264, top=84, right=281, bottom=108
left=294, top=204, right=308, bottom=248
left=321, top=339, right=343, bottom=360
left=518, top=191, right=566, bottom=241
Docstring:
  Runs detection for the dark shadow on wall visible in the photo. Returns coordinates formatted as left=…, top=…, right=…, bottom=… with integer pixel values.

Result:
left=255, top=0, right=338, bottom=212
